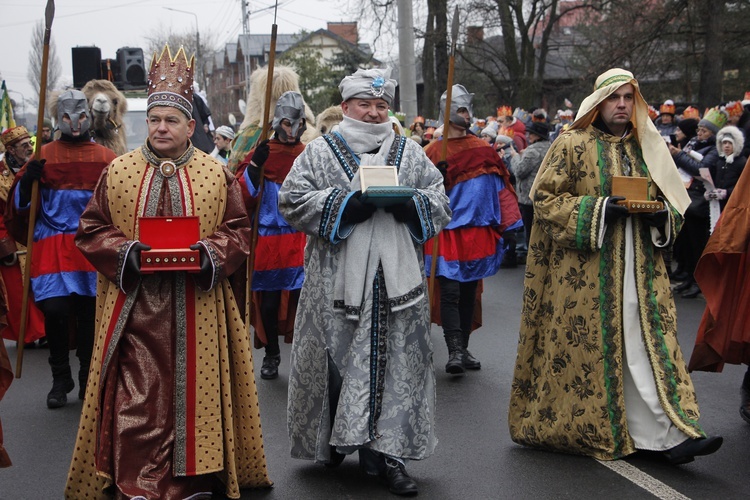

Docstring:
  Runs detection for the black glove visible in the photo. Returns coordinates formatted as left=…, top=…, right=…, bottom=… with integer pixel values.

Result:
left=250, top=139, right=270, bottom=168
left=124, top=242, right=151, bottom=280
left=642, top=208, right=669, bottom=228
left=342, top=191, right=376, bottom=224
left=19, top=159, right=46, bottom=204
left=385, top=198, right=418, bottom=225
left=1, top=252, right=18, bottom=266
left=435, top=161, right=448, bottom=180
left=604, top=196, right=629, bottom=224
left=189, top=243, right=213, bottom=287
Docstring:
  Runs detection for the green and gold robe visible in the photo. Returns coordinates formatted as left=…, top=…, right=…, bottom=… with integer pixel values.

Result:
left=509, top=125, right=705, bottom=460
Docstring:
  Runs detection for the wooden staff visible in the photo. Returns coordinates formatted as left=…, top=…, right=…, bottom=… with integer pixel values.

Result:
left=17, top=0, right=55, bottom=378
left=245, top=1, right=279, bottom=331
left=429, top=6, right=459, bottom=311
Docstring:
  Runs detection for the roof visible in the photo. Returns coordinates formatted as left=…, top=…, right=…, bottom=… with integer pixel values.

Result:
left=237, top=34, right=301, bottom=58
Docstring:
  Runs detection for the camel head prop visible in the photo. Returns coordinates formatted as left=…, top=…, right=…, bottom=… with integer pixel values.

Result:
left=50, top=80, right=129, bottom=155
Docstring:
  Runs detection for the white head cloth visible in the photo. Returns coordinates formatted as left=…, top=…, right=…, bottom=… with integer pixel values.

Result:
left=571, top=68, right=690, bottom=214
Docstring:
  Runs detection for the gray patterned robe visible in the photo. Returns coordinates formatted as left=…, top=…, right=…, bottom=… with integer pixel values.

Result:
left=278, top=131, right=451, bottom=463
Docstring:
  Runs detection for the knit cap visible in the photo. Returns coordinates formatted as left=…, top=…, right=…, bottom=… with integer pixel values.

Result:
left=676, top=118, right=698, bottom=139
left=215, top=125, right=235, bottom=140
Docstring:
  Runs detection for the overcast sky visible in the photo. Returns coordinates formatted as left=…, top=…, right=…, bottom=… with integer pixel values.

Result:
left=0, top=0, right=366, bottom=115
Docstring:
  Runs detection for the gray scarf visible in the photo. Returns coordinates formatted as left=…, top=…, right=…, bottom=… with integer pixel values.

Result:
left=337, top=115, right=393, bottom=153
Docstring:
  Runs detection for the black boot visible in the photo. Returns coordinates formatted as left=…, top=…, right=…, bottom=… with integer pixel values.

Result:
left=500, top=244, right=518, bottom=269
left=47, top=362, right=75, bottom=409
left=383, top=457, right=418, bottom=496
left=444, top=332, right=465, bottom=375
left=260, top=354, right=281, bottom=380
left=462, top=331, right=481, bottom=370
left=78, top=371, right=88, bottom=401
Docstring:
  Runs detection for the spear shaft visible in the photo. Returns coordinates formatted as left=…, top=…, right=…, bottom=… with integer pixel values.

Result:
left=16, top=0, right=55, bottom=378
left=245, top=2, right=279, bottom=331
left=429, top=6, right=459, bottom=312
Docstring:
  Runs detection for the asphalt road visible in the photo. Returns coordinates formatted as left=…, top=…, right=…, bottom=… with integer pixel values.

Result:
left=1, top=266, right=748, bottom=499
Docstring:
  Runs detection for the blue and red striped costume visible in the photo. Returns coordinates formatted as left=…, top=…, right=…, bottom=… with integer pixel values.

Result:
left=7, top=140, right=115, bottom=302
left=237, top=139, right=305, bottom=345
left=238, top=140, right=306, bottom=291
left=424, top=134, right=522, bottom=282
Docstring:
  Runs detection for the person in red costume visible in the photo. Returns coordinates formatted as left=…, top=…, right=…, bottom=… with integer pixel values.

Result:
left=237, top=91, right=308, bottom=380
left=424, top=84, right=522, bottom=375
left=0, top=126, right=45, bottom=347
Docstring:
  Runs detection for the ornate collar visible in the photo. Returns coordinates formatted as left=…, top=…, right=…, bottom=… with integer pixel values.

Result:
left=141, top=140, right=194, bottom=177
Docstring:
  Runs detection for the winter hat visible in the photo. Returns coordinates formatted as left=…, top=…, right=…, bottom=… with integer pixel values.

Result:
left=676, top=118, right=698, bottom=139
left=698, top=108, right=728, bottom=135
left=716, top=125, right=745, bottom=163
left=495, top=134, right=514, bottom=146
left=527, top=121, right=550, bottom=140
left=215, top=125, right=235, bottom=140
left=481, top=126, right=497, bottom=139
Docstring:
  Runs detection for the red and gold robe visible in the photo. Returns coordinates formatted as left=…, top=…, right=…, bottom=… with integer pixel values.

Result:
left=65, top=145, right=271, bottom=499
left=0, top=158, right=45, bottom=343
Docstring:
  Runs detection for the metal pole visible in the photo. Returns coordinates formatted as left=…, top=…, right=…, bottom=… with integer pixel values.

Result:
left=397, top=0, right=418, bottom=126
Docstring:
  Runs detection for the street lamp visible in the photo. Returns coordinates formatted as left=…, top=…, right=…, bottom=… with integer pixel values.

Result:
left=163, top=7, right=202, bottom=88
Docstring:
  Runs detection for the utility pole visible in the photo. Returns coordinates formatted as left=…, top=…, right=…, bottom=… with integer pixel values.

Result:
left=397, top=0, right=418, bottom=126
left=242, top=0, right=249, bottom=35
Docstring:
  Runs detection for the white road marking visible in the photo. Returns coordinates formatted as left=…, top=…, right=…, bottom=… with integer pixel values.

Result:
left=596, top=459, right=691, bottom=500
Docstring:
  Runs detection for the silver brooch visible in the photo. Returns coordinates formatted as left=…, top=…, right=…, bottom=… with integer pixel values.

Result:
left=369, top=76, right=385, bottom=98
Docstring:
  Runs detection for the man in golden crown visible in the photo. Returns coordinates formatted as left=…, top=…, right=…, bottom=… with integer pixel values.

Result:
left=65, top=45, right=271, bottom=499
left=0, top=127, right=45, bottom=348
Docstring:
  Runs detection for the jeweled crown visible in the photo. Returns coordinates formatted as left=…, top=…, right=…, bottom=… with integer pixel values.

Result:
left=147, top=45, right=194, bottom=118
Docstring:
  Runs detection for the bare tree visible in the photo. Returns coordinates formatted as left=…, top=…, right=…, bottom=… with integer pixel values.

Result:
left=458, top=0, right=594, bottom=112
left=27, top=19, right=63, bottom=108
left=697, top=0, right=724, bottom=108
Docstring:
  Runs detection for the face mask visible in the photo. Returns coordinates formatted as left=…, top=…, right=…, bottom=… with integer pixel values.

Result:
left=272, top=91, right=306, bottom=142
left=439, top=84, right=474, bottom=129
left=57, top=89, right=90, bottom=136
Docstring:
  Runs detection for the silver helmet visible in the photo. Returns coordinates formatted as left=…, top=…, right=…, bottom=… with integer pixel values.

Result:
left=439, top=84, right=474, bottom=129
left=272, top=91, right=306, bottom=142
left=57, top=90, right=90, bottom=137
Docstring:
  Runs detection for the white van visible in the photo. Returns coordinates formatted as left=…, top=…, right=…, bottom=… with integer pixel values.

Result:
left=122, top=96, right=148, bottom=151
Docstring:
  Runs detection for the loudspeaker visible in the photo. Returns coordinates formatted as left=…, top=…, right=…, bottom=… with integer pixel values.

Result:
left=116, top=47, right=147, bottom=88
left=72, top=46, right=102, bottom=89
